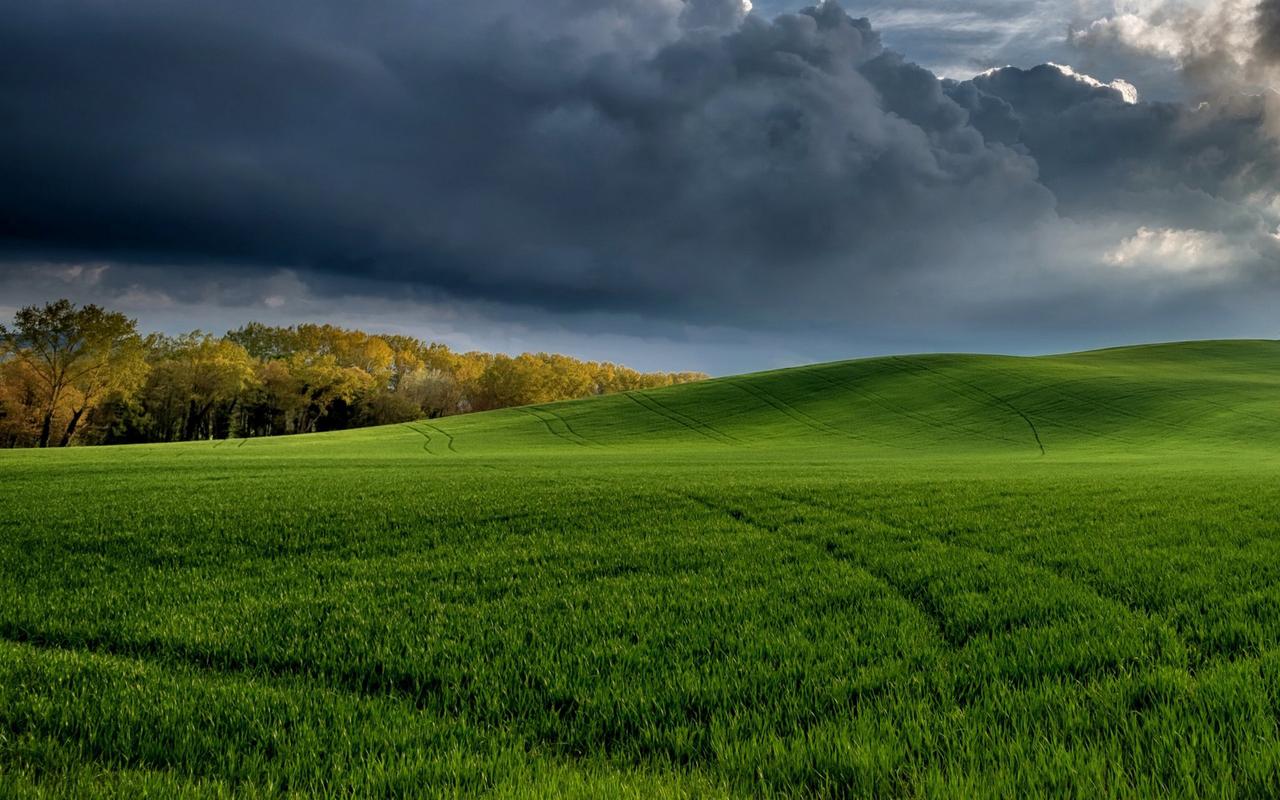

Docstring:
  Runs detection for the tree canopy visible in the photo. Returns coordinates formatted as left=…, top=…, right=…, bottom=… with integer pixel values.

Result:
left=0, top=300, right=706, bottom=447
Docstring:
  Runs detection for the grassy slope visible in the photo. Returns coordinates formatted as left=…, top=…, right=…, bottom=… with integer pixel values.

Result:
left=255, top=338, right=1280, bottom=457
left=3, top=340, right=1280, bottom=797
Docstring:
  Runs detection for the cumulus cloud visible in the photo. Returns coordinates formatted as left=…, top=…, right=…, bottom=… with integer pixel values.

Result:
left=1, top=0, right=1279, bottom=366
left=680, top=0, right=753, bottom=30
left=0, top=0, right=1062, bottom=326
left=947, top=62, right=1280, bottom=228
left=1045, top=62, right=1140, bottom=103
left=1070, top=0, right=1280, bottom=94
left=1103, top=226, right=1237, bottom=273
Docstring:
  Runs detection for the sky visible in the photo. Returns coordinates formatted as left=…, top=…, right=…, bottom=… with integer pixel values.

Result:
left=2, top=0, right=1279, bottom=375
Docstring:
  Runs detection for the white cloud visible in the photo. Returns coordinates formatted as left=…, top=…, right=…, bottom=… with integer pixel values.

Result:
left=1046, top=62, right=1140, bottom=103
left=1103, top=226, right=1236, bottom=272
left=1070, top=0, right=1274, bottom=92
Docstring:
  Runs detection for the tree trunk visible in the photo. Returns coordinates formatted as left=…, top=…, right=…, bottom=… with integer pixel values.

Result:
left=37, top=408, right=54, bottom=448
left=183, top=398, right=201, bottom=441
left=58, top=406, right=86, bottom=447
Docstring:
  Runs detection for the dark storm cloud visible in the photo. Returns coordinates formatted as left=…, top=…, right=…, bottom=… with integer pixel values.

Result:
left=1256, top=0, right=1280, bottom=62
left=946, top=64, right=1280, bottom=229
left=0, top=0, right=1058, bottom=325
left=1, top=0, right=1278, bottom=344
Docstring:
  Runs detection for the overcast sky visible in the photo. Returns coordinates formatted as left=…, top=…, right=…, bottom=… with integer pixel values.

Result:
left=3, top=0, right=1279, bottom=374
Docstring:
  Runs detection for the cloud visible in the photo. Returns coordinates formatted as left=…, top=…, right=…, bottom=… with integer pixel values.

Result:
left=1045, top=62, right=1140, bottom=104
left=1, top=0, right=1279, bottom=366
left=680, top=0, right=753, bottom=30
left=0, top=0, right=1061, bottom=327
left=947, top=62, right=1280, bottom=226
left=1070, top=0, right=1280, bottom=95
left=1103, top=226, right=1237, bottom=273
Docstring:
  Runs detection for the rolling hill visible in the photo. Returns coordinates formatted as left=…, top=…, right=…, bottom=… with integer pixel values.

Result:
left=427, top=338, right=1280, bottom=456
left=66, top=337, right=1276, bottom=460
left=3, top=340, right=1280, bottom=798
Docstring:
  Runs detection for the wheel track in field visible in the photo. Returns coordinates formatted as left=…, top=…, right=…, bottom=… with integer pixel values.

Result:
left=640, top=391, right=742, bottom=444
left=919, top=361, right=1161, bottom=446
left=995, top=382, right=1147, bottom=445
left=804, top=367, right=976, bottom=446
left=421, top=422, right=458, bottom=453
left=534, top=406, right=603, bottom=448
left=675, top=491, right=959, bottom=649
left=766, top=489, right=1191, bottom=661
left=1177, top=389, right=1280, bottom=426
left=991, top=367, right=1211, bottom=436
left=622, top=391, right=738, bottom=445
left=804, top=367, right=1022, bottom=449
left=681, top=486, right=1188, bottom=660
left=673, top=488, right=1193, bottom=697
left=726, top=379, right=870, bottom=445
left=519, top=406, right=592, bottom=448
left=729, top=379, right=843, bottom=439
left=996, top=364, right=1280, bottom=437
left=0, top=623, right=458, bottom=715
left=890, top=357, right=1044, bottom=455
left=402, top=423, right=436, bottom=455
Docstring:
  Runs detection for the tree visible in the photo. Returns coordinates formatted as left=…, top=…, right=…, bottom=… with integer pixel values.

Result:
left=1, top=303, right=707, bottom=448
left=139, top=333, right=257, bottom=441
left=291, top=354, right=375, bottom=433
left=0, top=300, right=147, bottom=447
left=0, top=357, right=44, bottom=447
left=398, top=366, right=464, bottom=418
left=245, top=359, right=304, bottom=436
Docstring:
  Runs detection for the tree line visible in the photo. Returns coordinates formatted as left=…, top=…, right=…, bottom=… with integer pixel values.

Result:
left=0, top=300, right=706, bottom=448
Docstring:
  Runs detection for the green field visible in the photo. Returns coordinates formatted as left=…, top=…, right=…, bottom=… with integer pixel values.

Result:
left=4, top=340, right=1280, bottom=797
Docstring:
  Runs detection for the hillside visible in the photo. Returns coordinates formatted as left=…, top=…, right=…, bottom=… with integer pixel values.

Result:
left=35, top=338, right=1274, bottom=460
left=4, top=340, right=1280, bottom=798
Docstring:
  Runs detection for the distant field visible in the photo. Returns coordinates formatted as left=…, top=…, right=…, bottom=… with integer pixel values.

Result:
left=5, top=340, right=1280, bottom=797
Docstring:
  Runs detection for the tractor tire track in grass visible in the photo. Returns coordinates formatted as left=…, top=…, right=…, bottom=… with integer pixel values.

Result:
left=992, top=368, right=1204, bottom=439
left=804, top=367, right=1019, bottom=449
left=622, top=392, right=738, bottom=445
left=1001, top=365, right=1280, bottom=442
left=519, top=407, right=592, bottom=448
left=726, top=379, right=868, bottom=445
left=640, top=391, right=742, bottom=444
left=768, top=489, right=1191, bottom=670
left=991, top=381, right=1145, bottom=447
left=402, top=423, right=436, bottom=455
left=892, top=357, right=1045, bottom=455
left=535, top=406, right=603, bottom=448
left=421, top=422, right=458, bottom=453
left=984, top=362, right=1222, bottom=445
left=676, top=491, right=959, bottom=651
left=0, top=623, right=453, bottom=715
left=682, top=484, right=1199, bottom=700
left=685, top=485, right=1186, bottom=670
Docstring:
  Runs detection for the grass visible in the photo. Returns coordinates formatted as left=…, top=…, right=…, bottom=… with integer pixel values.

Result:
left=3, top=339, right=1280, bottom=797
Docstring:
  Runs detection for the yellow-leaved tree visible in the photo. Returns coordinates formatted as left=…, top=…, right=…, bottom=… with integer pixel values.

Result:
left=0, top=300, right=148, bottom=446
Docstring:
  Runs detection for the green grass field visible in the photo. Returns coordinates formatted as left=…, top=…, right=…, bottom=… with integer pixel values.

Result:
left=4, top=340, right=1280, bottom=798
